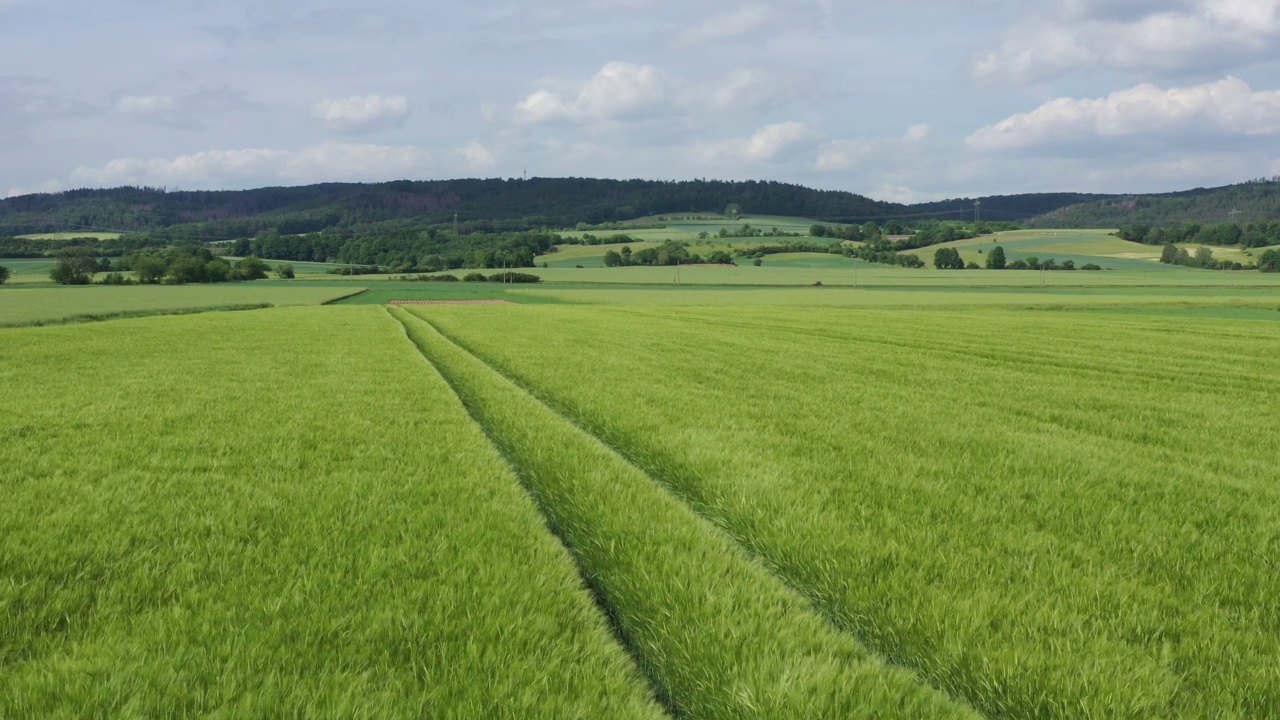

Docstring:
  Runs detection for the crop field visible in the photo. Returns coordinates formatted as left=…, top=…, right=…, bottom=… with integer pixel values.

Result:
left=904, top=229, right=1264, bottom=269
left=419, top=304, right=1280, bottom=718
left=0, top=258, right=58, bottom=284
left=4, top=251, right=1279, bottom=716
left=467, top=263, right=1280, bottom=288
left=0, top=284, right=364, bottom=326
left=506, top=284, right=1280, bottom=310
left=0, top=307, right=665, bottom=718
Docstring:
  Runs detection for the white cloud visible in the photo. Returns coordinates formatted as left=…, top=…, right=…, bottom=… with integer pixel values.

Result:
left=115, top=95, right=177, bottom=116
left=967, top=76, right=1280, bottom=152
left=816, top=124, right=932, bottom=172
left=311, top=94, right=411, bottom=134
left=68, top=142, right=432, bottom=189
left=975, top=0, right=1280, bottom=84
left=514, top=62, right=671, bottom=124
left=699, top=121, right=815, bottom=164
left=456, top=141, right=498, bottom=172
left=679, top=4, right=773, bottom=45
left=699, top=69, right=785, bottom=113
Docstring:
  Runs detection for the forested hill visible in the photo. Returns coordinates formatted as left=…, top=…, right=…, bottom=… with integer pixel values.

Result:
left=1026, top=179, right=1280, bottom=228
left=0, top=179, right=902, bottom=237
left=6, top=177, right=1280, bottom=237
left=906, top=193, right=1115, bottom=224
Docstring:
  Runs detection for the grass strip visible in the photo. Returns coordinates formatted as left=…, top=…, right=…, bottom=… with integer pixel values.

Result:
left=392, top=306, right=980, bottom=720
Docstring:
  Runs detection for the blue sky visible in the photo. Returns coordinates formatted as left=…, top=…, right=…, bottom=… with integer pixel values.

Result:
left=5, top=0, right=1280, bottom=201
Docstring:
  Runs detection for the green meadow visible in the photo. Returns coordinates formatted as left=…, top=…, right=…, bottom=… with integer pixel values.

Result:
left=3, top=224, right=1280, bottom=716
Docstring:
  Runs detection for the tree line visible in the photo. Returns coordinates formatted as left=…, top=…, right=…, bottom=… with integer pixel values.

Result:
left=1118, top=221, right=1280, bottom=248
left=46, top=246, right=288, bottom=285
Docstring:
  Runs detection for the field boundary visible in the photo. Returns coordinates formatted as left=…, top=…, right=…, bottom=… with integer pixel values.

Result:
left=0, top=303, right=273, bottom=329
left=320, top=288, right=369, bottom=304
left=405, top=309, right=985, bottom=720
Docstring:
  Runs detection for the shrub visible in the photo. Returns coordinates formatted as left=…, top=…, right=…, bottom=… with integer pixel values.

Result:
left=463, top=272, right=488, bottom=282
left=1259, top=249, right=1280, bottom=273
left=488, top=272, right=542, bottom=284
left=965, top=262, right=981, bottom=270
left=275, top=263, right=296, bottom=279
left=1081, top=263, right=1103, bottom=271
left=97, top=272, right=134, bottom=286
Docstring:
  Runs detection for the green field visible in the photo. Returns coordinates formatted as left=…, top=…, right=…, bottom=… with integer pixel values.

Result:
left=0, top=307, right=663, bottom=718
left=420, top=304, right=1280, bottom=718
left=0, top=284, right=363, bottom=326
left=4, top=225, right=1280, bottom=716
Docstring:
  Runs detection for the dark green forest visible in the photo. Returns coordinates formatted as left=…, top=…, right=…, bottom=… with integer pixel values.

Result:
left=1027, top=178, right=1280, bottom=227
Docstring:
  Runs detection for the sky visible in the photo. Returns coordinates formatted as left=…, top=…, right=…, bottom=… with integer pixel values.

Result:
left=5, top=0, right=1280, bottom=201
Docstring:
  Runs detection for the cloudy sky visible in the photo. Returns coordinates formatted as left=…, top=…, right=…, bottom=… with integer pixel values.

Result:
left=5, top=0, right=1280, bottom=201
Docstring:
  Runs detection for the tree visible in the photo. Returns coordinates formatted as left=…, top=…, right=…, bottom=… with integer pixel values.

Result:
left=0, top=265, right=9, bottom=285
left=810, top=225, right=828, bottom=238
left=50, top=249, right=99, bottom=285
left=933, top=247, right=964, bottom=269
left=275, top=263, right=296, bottom=279
left=986, top=245, right=1007, bottom=269
left=1194, top=247, right=1215, bottom=269
left=131, top=254, right=167, bottom=284
left=603, top=250, right=623, bottom=267
left=1259, top=249, right=1280, bottom=272
left=753, top=258, right=763, bottom=266
left=235, top=256, right=270, bottom=280
left=884, top=219, right=904, bottom=236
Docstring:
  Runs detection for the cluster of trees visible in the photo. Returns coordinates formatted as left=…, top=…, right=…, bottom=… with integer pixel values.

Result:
left=1158, top=244, right=1253, bottom=271
left=1118, top=221, right=1280, bottom=248
left=573, top=233, right=638, bottom=245
left=603, top=241, right=735, bottom=267
left=810, top=221, right=898, bottom=242
left=900, top=221, right=1016, bottom=249
left=936, top=245, right=1100, bottom=271
left=704, top=224, right=803, bottom=239
left=846, top=244, right=926, bottom=268
left=0, top=234, right=167, bottom=259
left=0, top=265, right=9, bottom=285
left=391, top=271, right=540, bottom=283
left=223, top=227, right=559, bottom=272
left=46, top=245, right=285, bottom=285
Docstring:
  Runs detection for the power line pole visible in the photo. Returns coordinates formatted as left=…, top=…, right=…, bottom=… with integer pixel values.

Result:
left=1229, top=208, right=1242, bottom=224
left=974, top=200, right=981, bottom=225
